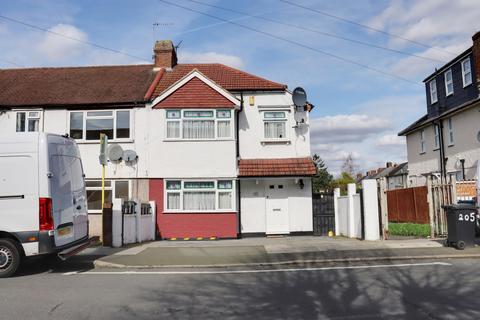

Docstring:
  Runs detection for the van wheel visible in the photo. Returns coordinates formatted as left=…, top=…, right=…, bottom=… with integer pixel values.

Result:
left=0, top=239, right=21, bottom=278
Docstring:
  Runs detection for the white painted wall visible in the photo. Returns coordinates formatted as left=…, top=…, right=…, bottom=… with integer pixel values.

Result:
left=334, top=184, right=362, bottom=239
left=406, top=103, right=480, bottom=186
left=362, top=179, right=380, bottom=241
left=237, top=91, right=311, bottom=159
left=240, top=178, right=312, bottom=234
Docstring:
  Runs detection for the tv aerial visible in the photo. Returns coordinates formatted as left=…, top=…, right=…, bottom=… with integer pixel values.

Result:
left=107, top=144, right=123, bottom=162
left=292, top=87, right=307, bottom=108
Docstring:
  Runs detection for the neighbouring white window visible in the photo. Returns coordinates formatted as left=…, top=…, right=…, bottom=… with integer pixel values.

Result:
left=444, top=69, right=454, bottom=96
left=164, top=179, right=234, bottom=212
left=165, top=109, right=232, bottom=140
left=420, top=129, right=426, bottom=154
left=16, top=111, right=41, bottom=132
left=69, top=110, right=131, bottom=141
left=447, top=118, right=454, bottom=145
left=434, top=125, right=440, bottom=149
left=429, top=79, right=438, bottom=104
left=263, top=111, right=286, bottom=139
left=461, top=58, right=472, bottom=87
left=86, top=179, right=130, bottom=213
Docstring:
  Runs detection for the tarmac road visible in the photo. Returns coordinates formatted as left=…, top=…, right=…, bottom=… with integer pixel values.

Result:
left=1, top=257, right=480, bottom=319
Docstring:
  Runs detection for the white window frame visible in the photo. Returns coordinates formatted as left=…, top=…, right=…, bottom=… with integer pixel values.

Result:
left=461, top=58, right=472, bottom=87
left=15, top=110, right=42, bottom=132
left=429, top=79, right=438, bottom=104
left=433, top=125, right=440, bottom=150
left=447, top=117, right=454, bottom=146
left=444, top=69, right=454, bottom=96
left=85, top=179, right=131, bottom=214
left=68, top=110, right=133, bottom=143
left=420, top=129, right=426, bottom=154
left=263, top=110, right=288, bottom=141
left=164, top=109, right=233, bottom=141
left=164, top=179, right=235, bottom=213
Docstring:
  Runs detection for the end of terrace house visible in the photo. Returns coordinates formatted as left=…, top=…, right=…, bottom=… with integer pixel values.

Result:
left=0, top=39, right=316, bottom=239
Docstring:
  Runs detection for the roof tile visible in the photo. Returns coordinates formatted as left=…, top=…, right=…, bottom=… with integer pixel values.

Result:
left=238, top=157, right=316, bottom=177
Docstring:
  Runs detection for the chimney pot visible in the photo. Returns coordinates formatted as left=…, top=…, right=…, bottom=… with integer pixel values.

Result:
left=153, top=40, right=177, bottom=69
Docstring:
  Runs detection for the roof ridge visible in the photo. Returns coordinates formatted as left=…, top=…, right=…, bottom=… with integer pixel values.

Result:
left=0, top=64, right=154, bottom=72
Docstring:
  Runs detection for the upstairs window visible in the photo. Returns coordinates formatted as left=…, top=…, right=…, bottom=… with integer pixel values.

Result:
left=16, top=111, right=41, bottom=132
left=447, top=117, right=454, bottom=146
left=434, top=124, right=440, bottom=150
left=429, top=79, right=437, bottom=104
left=444, top=69, right=454, bottom=96
left=69, top=110, right=131, bottom=141
left=165, top=109, right=232, bottom=140
left=420, top=129, right=426, bottom=154
left=461, top=58, right=472, bottom=87
left=263, top=111, right=286, bottom=139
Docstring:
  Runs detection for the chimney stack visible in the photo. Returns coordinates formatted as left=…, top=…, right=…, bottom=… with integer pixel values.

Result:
left=153, top=40, right=177, bottom=69
left=386, top=162, right=393, bottom=168
left=472, top=31, right=480, bottom=92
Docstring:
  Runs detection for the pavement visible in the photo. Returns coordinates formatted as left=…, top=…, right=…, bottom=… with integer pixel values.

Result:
left=85, top=236, right=480, bottom=268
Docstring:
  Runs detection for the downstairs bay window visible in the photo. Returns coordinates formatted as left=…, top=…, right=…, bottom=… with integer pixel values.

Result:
left=165, top=180, right=235, bottom=212
left=165, top=109, right=232, bottom=140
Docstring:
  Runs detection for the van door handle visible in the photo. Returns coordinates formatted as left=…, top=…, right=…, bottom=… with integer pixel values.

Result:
left=76, top=205, right=82, bottom=210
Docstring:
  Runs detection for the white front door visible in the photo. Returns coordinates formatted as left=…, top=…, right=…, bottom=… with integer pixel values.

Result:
left=266, top=182, right=289, bottom=234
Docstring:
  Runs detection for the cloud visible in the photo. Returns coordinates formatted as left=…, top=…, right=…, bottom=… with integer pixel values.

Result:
left=377, top=134, right=406, bottom=147
left=38, top=24, right=88, bottom=60
left=178, top=51, right=244, bottom=68
left=310, top=114, right=391, bottom=144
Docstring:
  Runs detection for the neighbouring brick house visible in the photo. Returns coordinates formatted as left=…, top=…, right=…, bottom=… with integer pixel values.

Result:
left=0, top=40, right=315, bottom=239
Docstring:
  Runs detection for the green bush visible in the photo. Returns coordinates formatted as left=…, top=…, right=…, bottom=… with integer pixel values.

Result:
left=389, top=223, right=430, bottom=238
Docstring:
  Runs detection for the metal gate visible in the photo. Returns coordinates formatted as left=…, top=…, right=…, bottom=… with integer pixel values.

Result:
left=313, top=192, right=335, bottom=236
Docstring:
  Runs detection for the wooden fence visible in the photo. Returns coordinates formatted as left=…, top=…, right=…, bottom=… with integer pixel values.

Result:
left=380, top=176, right=456, bottom=238
left=386, top=186, right=429, bottom=224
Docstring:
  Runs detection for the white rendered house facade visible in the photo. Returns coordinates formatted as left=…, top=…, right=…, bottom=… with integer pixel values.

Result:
left=0, top=40, right=315, bottom=238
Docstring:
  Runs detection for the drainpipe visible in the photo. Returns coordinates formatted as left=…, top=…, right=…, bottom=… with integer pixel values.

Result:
left=436, top=120, right=447, bottom=182
left=236, top=93, right=244, bottom=239
left=460, top=159, right=466, bottom=181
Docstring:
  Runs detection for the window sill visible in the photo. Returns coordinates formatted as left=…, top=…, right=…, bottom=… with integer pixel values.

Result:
left=261, top=140, right=291, bottom=145
left=419, top=151, right=426, bottom=155
left=75, top=139, right=134, bottom=144
left=463, top=82, right=472, bottom=88
left=163, top=210, right=236, bottom=214
left=163, top=138, right=234, bottom=142
left=446, top=93, right=454, bottom=97
left=447, top=143, right=455, bottom=147
left=433, top=147, right=440, bottom=151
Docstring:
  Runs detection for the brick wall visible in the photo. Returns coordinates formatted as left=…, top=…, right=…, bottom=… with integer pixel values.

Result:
left=149, top=179, right=238, bottom=239
left=472, top=31, right=480, bottom=92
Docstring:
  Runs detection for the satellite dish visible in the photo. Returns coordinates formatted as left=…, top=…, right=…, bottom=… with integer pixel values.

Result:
left=107, top=144, right=123, bottom=162
left=123, top=150, right=138, bottom=162
left=292, top=87, right=307, bottom=107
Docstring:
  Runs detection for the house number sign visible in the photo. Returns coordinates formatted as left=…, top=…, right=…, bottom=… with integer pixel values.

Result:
left=458, top=212, right=476, bottom=222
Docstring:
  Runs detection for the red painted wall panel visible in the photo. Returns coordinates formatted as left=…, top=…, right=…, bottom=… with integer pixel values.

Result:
left=149, top=179, right=238, bottom=239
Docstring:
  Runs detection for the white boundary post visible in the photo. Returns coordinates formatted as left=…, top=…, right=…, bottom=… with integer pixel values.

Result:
left=362, top=179, right=380, bottom=241
left=347, top=183, right=356, bottom=238
left=334, top=188, right=340, bottom=236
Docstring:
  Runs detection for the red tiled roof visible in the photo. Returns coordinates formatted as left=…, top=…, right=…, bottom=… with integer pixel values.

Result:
left=153, top=63, right=286, bottom=96
left=0, top=64, right=157, bottom=107
left=154, top=77, right=236, bottom=109
left=238, top=157, right=316, bottom=177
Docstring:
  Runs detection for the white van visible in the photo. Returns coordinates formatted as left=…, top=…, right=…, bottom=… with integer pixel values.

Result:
left=0, top=133, right=95, bottom=277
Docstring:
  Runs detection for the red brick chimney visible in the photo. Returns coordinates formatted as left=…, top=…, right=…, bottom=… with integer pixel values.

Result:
left=153, top=40, right=177, bottom=69
left=472, top=31, right=480, bottom=91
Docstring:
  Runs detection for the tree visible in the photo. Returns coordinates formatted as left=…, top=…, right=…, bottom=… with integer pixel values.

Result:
left=332, top=172, right=356, bottom=195
left=312, top=154, right=333, bottom=192
left=341, top=153, right=359, bottom=177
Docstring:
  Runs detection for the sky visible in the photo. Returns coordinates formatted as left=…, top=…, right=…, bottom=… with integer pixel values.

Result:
left=1, top=0, right=480, bottom=176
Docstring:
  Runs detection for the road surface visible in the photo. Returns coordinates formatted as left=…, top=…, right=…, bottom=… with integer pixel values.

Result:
left=1, top=257, right=479, bottom=319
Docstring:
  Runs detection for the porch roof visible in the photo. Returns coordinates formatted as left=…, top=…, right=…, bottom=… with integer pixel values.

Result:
left=238, top=157, right=316, bottom=177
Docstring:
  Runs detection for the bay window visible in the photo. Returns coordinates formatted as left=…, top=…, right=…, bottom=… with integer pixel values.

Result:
left=165, top=179, right=234, bottom=212
left=263, top=111, right=286, bottom=139
left=69, top=110, right=131, bottom=141
left=165, top=109, right=232, bottom=140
